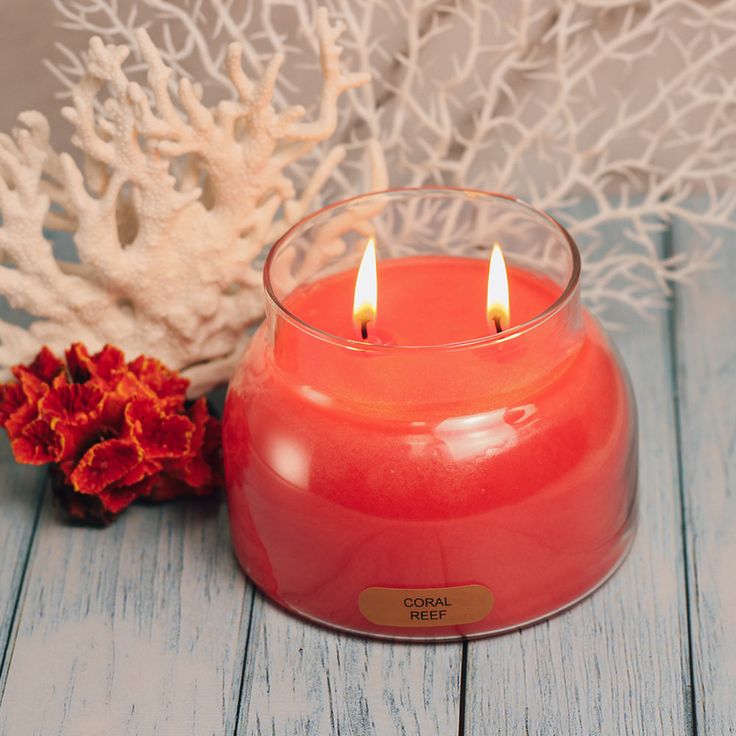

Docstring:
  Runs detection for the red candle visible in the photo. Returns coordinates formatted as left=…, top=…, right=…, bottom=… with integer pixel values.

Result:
left=224, top=189, right=637, bottom=639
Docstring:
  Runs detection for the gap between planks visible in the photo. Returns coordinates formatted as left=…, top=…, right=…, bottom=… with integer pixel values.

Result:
left=664, top=223, right=698, bottom=736
left=0, top=463, right=46, bottom=703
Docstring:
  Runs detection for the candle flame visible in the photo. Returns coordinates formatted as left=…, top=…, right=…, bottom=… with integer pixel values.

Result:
left=353, top=237, right=378, bottom=330
left=486, top=242, right=510, bottom=330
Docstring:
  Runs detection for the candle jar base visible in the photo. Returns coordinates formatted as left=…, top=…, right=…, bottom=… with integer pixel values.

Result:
left=224, top=188, right=638, bottom=641
left=280, top=523, right=635, bottom=642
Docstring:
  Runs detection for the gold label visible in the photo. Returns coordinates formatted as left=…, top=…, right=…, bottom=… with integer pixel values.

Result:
left=358, top=585, right=494, bottom=627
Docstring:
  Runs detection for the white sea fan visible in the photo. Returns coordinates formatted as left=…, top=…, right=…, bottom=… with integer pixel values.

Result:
left=0, top=7, right=385, bottom=393
left=47, top=0, right=736, bottom=319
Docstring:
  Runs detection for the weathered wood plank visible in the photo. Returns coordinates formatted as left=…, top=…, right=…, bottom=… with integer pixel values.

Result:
left=464, top=243, right=692, bottom=734
left=0, top=494, right=251, bottom=735
left=672, top=221, right=736, bottom=735
left=237, top=593, right=462, bottom=735
left=0, top=439, right=45, bottom=692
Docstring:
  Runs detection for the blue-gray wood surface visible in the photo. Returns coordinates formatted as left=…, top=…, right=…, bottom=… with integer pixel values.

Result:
left=0, top=221, right=733, bottom=735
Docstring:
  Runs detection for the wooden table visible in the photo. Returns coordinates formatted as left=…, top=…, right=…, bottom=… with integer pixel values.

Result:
left=0, top=221, right=733, bottom=735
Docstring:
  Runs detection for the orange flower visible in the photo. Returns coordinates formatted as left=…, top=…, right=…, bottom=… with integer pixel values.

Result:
left=12, top=346, right=64, bottom=385
left=159, top=397, right=221, bottom=492
left=39, top=383, right=106, bottom=462
left=1, top=344, right=222, bottom=523
left=65, top=343, right=126, bottom=385
left=128, top=355, right=189, bottom=408
left=71, top=439, right=143, bottom=497
left=0, top=382, right=32, bottom=439
left=12, top=418, right=61, bottom=464
left=123, top=398, right=194, bottom=459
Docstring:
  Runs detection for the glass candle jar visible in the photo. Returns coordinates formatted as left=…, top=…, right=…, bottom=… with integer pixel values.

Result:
left=223, top=188, right=637, bottom=641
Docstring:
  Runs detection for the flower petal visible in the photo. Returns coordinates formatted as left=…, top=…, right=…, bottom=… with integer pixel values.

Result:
left=124, top=398, right=193, bottom=459
left=163, top=455, right=212, bottom=489
left=70, top=439, right=142, bottom=496
left=11, top=418, right=61, bottom=464
left=38, top=384, right=109, bottom=463
left=17, top=371, right=50, bottom=406
left=65, top=343, right=126, bottom=385
left=161, top=399, right=221, bottom=491
left=40, top=383, right=105, bottom=424
left=12, top=347, right=64, bottom=385
left=0, top=382, right=27, bottom=427
left=65, top=343, right=94, bottom=382
left=117, top=457, right=162, bottom=488
left=119, top=474, right=158, bottom=501
left=96, top=484, right=143, bottom=515
left=94, top=345, right=126, bottom=377
left=127, top=355, right=189, bottom=407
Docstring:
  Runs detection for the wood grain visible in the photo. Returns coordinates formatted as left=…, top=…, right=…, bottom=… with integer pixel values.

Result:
left=0, top=495, right=251, bottom=735
left=0, top=439, right=45, bottom=694
left=463, top=246, right=692, bottom=734
left=237, top=592, right=462, bottom=735
left=673, top=221, right=736, bottom=735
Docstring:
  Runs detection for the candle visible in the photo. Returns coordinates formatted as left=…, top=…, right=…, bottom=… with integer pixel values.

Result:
left=224, top=189, right=637, bottom=639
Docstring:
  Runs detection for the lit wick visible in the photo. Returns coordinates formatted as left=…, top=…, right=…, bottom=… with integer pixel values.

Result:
left=353, top=237, right=378, bottom=342
left=486, top=243, right=510, bottom=335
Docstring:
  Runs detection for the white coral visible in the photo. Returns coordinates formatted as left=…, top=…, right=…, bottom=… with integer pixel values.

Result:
left=45, top=0, right=736, bottom=324
left=0, top=7, right=377, bottom=393
left=4, top=0, right=736, bottom=389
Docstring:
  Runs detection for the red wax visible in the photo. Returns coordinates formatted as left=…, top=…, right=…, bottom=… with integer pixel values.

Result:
left=224, top=256, right=637, bottom=639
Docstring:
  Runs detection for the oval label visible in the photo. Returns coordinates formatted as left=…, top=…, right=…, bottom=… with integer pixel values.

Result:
left=358, top=585, right=494, bottom=627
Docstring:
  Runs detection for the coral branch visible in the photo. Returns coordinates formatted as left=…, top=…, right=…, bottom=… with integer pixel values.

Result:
left=16, top=0, right=736, bottom=383
left=1, top=6, right=372, bottom=393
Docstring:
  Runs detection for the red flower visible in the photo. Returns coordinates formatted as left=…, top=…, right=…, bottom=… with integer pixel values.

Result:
left=40, top=383, right=104, bottom=426
left=1, top=378, right=47, bottom=442
left=2, top=344, right=222, bottom=523
left=39, top=384, right=106, bottom=461
left=97, top=484, right=146, bottom=516
left=0, top=382, right=28, bottom=428
left=0, top=382, right=24, bottom=421
left=71, top=439, right=142, bottom=496
left=12, top=346, right=64, bottom=385
left=65, top=343, right=133, bottom=426
left=124, top=398, right=193, bottom=459
left=118, top=458, right=162, bottom=489
left=128, top=356, right=189, bottom=408
left=65, top=343, right=126, bottom=385
left=161, top=398, right=221, bottom=491
left=16, top=371, right=51, bottom=415
left=12, top=418, right=61, bottom=464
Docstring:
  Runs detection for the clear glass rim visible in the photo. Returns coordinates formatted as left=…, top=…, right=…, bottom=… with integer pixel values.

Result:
left=263, top=187, right=582, bottom=352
